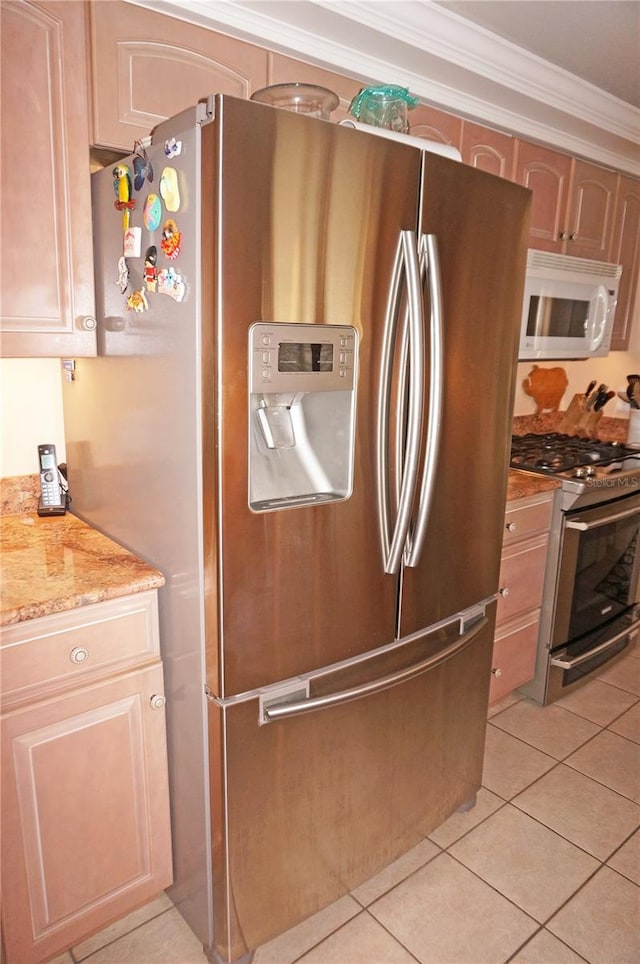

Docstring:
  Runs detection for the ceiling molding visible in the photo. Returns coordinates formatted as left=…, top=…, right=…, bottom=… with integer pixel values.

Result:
left=129, top=0, right=640, bottom=175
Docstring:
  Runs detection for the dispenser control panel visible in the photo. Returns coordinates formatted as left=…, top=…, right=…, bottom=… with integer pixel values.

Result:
left=249, top=323, right=357, bottom=393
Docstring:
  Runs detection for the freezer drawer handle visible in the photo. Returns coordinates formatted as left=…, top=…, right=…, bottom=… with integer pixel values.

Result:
left=377, top=230, right=425, bottom=575
left=550, top=614, right=640, bottom=670
left=405, top=234, right=444, bottom=567
left=261, top=616, right=487, bottom=723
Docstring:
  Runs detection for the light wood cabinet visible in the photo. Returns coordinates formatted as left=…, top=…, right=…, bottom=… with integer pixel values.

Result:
left=490, top=492, right=553, bottom=704
left=89, top=0, right=269, bottom=150
left=565, top=159, right=619, bottom=260
left=0, top=0, right=96, bottom=357
left=0, top=591, right=172, bottom=964
left=610, top=175, right=640, bottom=350
left=409, top=103, right=462, bottom=148
left=513, top=141, right=619, bottom=259
left=459, top=121, right=516, bottom=179
left=513, top=141, right=573, bottom=252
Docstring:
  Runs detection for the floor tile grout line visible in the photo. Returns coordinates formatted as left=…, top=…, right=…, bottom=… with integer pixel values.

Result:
left=504, top=924, right=591, bottom=964
left=71, top=904, right=177, bottom=962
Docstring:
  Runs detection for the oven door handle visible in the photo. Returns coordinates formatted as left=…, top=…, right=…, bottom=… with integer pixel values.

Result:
left=550, top=615, right=640, bottom=669
left=566, top=501, right=640, bottom=531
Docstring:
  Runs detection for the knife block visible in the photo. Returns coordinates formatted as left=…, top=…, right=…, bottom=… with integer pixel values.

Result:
left=558, top=394, right=603, bottom=437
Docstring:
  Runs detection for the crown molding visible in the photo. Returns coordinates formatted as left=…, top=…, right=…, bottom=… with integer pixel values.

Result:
left=130, top=0, right=640, bottom=175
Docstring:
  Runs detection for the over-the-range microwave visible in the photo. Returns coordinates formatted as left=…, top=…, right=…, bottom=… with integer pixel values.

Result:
left=519, top=249, right=622, bottom=360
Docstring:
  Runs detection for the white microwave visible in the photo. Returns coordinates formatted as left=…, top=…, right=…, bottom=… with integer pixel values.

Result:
left=519, top=250, right=622, bottom=360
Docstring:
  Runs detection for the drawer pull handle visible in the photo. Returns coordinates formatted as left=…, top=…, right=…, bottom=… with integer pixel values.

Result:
left=499, top=587, right=510, bottom=597
left=491, top=667, right=502, bottom=677
left=505, top=521, right=517, bottom=532
left=69, top=646, right=89, bottom=664
left=150, top=694, right=166, bottom=710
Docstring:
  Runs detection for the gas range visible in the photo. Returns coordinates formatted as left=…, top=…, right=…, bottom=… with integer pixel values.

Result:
left=510, top=432, right=640, bottom=509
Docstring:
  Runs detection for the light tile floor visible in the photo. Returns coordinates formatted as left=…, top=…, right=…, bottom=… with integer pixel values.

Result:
left=55, top=646, right=639, bottom=964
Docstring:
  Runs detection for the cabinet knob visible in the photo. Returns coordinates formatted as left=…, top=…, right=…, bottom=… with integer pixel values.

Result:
left=150, top=694, right=166, bottom=710
left=559, top=231, right=569, bottom=240
left=505, top=521, right=517, bottom=532
left=80, top=316, right=97, bottom=331
left=491, top=667, right=502, bottom=678
left=569, top=233, right=578, bottom=241
left=499, top=586, right=510, bottom=597
left=69, top=646, right=89, bottom=664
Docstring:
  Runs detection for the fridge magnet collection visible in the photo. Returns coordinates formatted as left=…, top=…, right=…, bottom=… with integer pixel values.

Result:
left=113, top=139, right=187, bottom=311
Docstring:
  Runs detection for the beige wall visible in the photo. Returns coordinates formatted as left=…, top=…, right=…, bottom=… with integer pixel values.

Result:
left=1, top=359, right=66, bottom=477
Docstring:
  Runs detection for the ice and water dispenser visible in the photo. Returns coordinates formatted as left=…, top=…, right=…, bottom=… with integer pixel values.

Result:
left=248, top=323, right=358, bottom=511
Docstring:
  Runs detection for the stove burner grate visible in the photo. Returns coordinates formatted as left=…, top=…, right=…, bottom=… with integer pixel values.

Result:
left=510, top=433, right=640, bottom=476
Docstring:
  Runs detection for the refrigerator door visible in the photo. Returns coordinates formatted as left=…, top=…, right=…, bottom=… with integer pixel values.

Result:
left=208, top=605, right=495, bottom=961
left=398, top=156, right=531, bottom=637
left=202, top=97, right=422, bottom=698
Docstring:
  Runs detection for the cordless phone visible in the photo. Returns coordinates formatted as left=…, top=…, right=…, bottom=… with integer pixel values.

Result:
left=37, top=444, right=66, bottom=516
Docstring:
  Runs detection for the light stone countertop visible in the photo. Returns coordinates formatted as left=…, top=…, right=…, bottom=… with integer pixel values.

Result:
left=0, top=511, right=164, bottom=627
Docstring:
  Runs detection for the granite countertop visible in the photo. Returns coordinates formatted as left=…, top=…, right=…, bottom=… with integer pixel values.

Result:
left=506, top=469, right=560, bottom=502
left=1, top=511, right=164, bottom=627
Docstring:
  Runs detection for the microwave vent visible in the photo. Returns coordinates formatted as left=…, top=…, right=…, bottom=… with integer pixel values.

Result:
left=526, top=249, right=622, bottom=280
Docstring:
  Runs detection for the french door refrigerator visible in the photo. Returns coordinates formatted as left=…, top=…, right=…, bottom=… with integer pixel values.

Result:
left=62, top=94, right=530, bottom=962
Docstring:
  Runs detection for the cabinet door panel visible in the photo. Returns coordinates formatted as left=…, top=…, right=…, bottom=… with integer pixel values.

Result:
left=1, top=664, right=172, bottom=964
left=514, top=141, right=572, bottom=251
left=0, top=0, right=96, bottom=357
left=460, top=121, right=515, bottom=179
left=610, top=175, right=640, bottom=350
left=409, top=104, right=462, bottom=146
left=566, top=160, right=618, bottom=260
left=90, top=0, right=268, bottom=149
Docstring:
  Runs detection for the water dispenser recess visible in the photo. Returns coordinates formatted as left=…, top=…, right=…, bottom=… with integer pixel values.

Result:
left=248, top=322, right=358, bottom=511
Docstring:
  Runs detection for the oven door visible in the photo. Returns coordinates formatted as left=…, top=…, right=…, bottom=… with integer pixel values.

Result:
left=547, top=491, right=640, bottom=701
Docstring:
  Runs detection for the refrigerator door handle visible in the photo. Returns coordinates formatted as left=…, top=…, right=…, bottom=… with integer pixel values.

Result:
left=377, top=230, right=425, bottom=575
left=405, top=234, right=444, bottom=567
left=260, top=615, right=487, bottom=723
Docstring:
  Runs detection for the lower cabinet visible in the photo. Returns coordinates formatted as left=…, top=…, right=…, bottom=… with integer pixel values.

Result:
left=0, top=592, right=172, bottom=963
left=490, top=492, right=553, bottom=705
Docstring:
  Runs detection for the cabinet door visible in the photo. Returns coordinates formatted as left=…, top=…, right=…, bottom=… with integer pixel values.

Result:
left=513, top=140, right=572, bottom=252
left=565, top=160, right=619, bottom=260
left=90, top=0, right=269, bottom=150
left=409, top=104, right=462, bottom=147
left=0, top=0, right=96, bottom=357
left=610, top=175, right=640, bottom=350
left=1, top=664, right=172, bottom=964
left=460, top=121, right=516, bottom=179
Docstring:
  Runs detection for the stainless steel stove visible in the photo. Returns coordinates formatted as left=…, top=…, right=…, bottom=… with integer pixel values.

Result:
left=511, top=432, right=640, bottom=510
left=511, top=431, right=640, bottom=704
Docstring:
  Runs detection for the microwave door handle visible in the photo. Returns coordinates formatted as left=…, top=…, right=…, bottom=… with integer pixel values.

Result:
left=377, top=231, right=424, bottom=574
left=405, top=234, right=443, bottom=567
left=588, top=284, right=609, bottom=350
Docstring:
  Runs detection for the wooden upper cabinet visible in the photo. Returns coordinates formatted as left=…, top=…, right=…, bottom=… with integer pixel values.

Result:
left=610, top=175, right=640, bottom=350
left=513, top=141, right=573, bottom=252
left=89, top=0, right=269, bottom=150
left=565, top=159, right=619, bottom=260
left=0, top=0, right=96, bottom=357
left=460, top=121, right=516, bottom=179
left=408, top=104, right=462, bottom=147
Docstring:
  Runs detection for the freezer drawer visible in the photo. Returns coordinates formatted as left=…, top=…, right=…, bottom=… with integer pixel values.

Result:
left=207, top=608, right=494, bottom=961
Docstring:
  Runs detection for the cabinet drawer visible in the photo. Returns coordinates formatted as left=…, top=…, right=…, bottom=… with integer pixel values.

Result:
left=503, top=495, right=553, bottom=545
left=0, top=591, right=160, bottom=709
left=490, top=611, right=539, bottom=704
left=497, top=534, right=548, bottom=625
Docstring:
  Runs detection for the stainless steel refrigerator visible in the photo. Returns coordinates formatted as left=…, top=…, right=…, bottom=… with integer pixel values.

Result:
left=62, top=94, right=530, bottom=962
